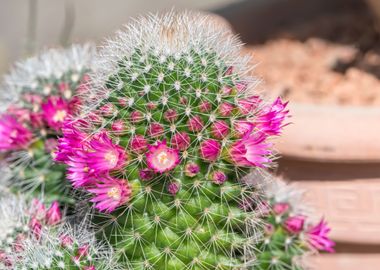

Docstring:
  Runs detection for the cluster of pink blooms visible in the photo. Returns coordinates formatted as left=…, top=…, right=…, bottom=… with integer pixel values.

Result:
left=0, top=199, right=62, bottom=267
left=0, top=77, right=89, bottom=153
left=272, top=202, right=335, bottom=253
left=53, top=90, right=290, bottom=213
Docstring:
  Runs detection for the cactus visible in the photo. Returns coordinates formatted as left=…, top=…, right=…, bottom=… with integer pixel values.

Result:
left=0, top=192, right=119, bottom=269
left=55, top=11, right=289, bottom=269
left=254, top=179, right=335, bottom=270
left=0, top=44, right=95, bottom=204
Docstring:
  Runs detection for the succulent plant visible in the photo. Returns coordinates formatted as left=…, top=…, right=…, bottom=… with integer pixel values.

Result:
left=254, top=179, right=335, bottom=270
left=55, top=11, right=289, bottom=269
left=0, top=192, right=119, bottom=270
left=0, top=44, right=95, bottom=204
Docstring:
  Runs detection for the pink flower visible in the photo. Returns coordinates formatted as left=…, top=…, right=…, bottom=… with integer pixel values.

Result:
left=170, top=132, right=191, bottom=151
left=41, top=96, right=71, bottom=130
left=130, top=135, right=148, bottom=153
left=88, top=176, right=131, bottom=213
left=307, top=219, right=335, bottom=253
left=163, top=109, right=178, bottom=122
left=256, top=97, right=289, bottom=136
left=100, top=103, right=116, bottom=117
left=7, top=105, right=30, bottom=123
left=184, top=162, right=200, bottom=177
left=229, top=133, right=272, bottom=168
left=233, top=121, right=254, bottom=138
left=199, top=101, right=212, bottom=113
left=211, top=120, right=229, bottom=139
left=179, top=97, right=188, bottom=105
left=146, top=140, right=180, bottom=173
left=78, top=244, right=89, bottom=257
left=130, top=111, right=144, bottom=124
left=147, top=102, right=157, bottom=110
left=284, top=215, right=305, bottom=234
left=0, top=115, right=32, bottom=150
left=87, top=132, right=126, bottom=173
left=84, top=267, right=96, bottom=270
left=147, top=123, right=164, bottom=138
left=30, top=112, right=44, bottom=128
left=29, top=218, right=42, bottom=239
left=66, top=151, right=94, bottom=188
left=225, top=66, right=233, bottom=76
left=273, top=203, right=290, bottom=215
left=235, top=82, right=247, bottom=92
left=111, top=119, right=125, bottom=133
left=60, top=234, right=74, bottom=248
left=139, top=168, right=154, bottom=181
left=30, top=198, right=46, bottom=220
left=237, top=95, right=261, bottom=115
left=45, top=201, right=62, bottom=225
left=188, top=116, right=204, bottom=132
left=211, top=170, right=227, bottom=185
left=167, top=181, right=180, bottom=195
left=218, top=102, right=234, bottom=117
left=199, top=139, right=221, bottom=162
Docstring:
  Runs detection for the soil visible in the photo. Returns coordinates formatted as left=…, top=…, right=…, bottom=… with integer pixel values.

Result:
left=248, top=7, right=380, bottom=106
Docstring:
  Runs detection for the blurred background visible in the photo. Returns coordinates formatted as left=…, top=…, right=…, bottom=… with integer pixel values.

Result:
left=1, top=0, right=380, bottom=269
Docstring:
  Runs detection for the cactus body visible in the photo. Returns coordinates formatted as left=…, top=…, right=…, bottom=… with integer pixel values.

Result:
left=56, top=12, right=289, bottom=269
left=0, top=44, right=95, bottom=204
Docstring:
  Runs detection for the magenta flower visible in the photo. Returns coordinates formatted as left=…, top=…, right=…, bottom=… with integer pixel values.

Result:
left=45, top=201, right=62, bottom=225
left=29, top=218, right=42, bottom=239
left=129, top=135, right=148, bottom=153
left=237, top=95, right=261, bottom=115
left=170, top=132, right=191, bottom=151
left=256, top=97, right=289, bottom=136
left=163, top=109, right=178, bottom=122
left=273, top=202, right=290, bottom=215
left=0, top=115, right=32, bottom=151
left=111, top=119, right=125, bottom=133
left=146, top=140, right=180, bottom=173
left=66, top=151, right=94, bottom=188
left=235, top=81, right=247, bottom=92
left=284, top=215, right=305, bottom=234
left=188, top=116, right=204, bottom=132
left=30, top=198, right=46, bottom=220
left=147, top=122, right=164, bottom=138
left=184, top=162, right=200, bottom=177
left=233, top=120, right=254, bottom=138
left=167, top=181, right=180, bottom=195
left=199, top=139, right=221, bottom=162
left=60, top=234, right=74, bottom=248
left=211, top=120, right=229, bottom=139
left=100, top=103, right=116, bottom=117
left=88, top=176, right=131, bottom=213
left=307, top=219, right=335, bottom=253
left=218, top=102, right=234, bottom=117
left=130, top=110, right=144, bottom=124
left=211, top=170, right=227, bottom=185
left=139, top=168, right=154, bottom=181
left=229, top=133, right=272, bottom=167
left=87, top=132, right=126, bottom=173
left=41, top=96, right=71, bottom=130
left=199, top=101, right=212, bottom=113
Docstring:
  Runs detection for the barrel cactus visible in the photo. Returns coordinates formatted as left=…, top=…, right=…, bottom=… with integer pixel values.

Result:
left=0, top=44, right=95, bottom=204
left=56, top=12, right=289, bottom=269
left=255, top=179, right=335, bottom=270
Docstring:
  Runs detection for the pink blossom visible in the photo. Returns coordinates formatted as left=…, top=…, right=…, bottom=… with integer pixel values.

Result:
left=284, top=215, right=305, bottom=234
left=130, top=111, right=144, bottom=124
left=229, top=133, right=272, bottom=168
left=235, top=82, right=247, bottom=92
left=100, top=103, right=116, bottom=117
left=87, top=132, right=126, bottom=173
left=147, top=122, right=164, bottom=138
left=184, top=162, right=200, bottom=177
left=66, top=151, right=95, bottom=188
left=84, top=267, right=96, bottom=270
left=199, top=101, right=212, bottom=113
left=146, top=140, right=180, bottom=173
left=139, top=168, right=154, bottom=181
left=225, top=66, right=233, bottom=76
left=0, top=115, right=32, bottom=150
left=30, top=112, right=44, bottom=128
left=188, top=116, right=204, bottom=132
left=168, top=182, right=180, bottom=195
left=13, top=234, right=26, bottom=253
left=45, top=201, right=62, bottom=225
left=147, top=102, right=157, bottom=110
left=233, top=121, right=254, bottom=138
left=41, top=96, right=71, bottom=130
left=256, top=97, right=289, bottom=136
left=163, top=109, right=178, bottom=122
left=111, top=119, right=125, bottom=133
left=211, top=120, right=229, bottom=139
left=199, top=139, right=221, bottom=162
left=130, top=135, right=148, bottom=153
left=88, top=176, right=131, bottom=213
left=78, top=244, right=89, bottom=257
left=211, top=170, right=227, bottom=185
left=30, top=198, right=46, bottom=220
left=60, top=234, right=74, bottom=248
left=273, top=202, right=290, bottom=215
left=307, top=219, right=335, bottom=253
left=218, top=102, right=234, bottom=117
left=29, top=218, right=42, bottom=239
left=179, top=97, right=188, bottom=105
left=237, top=95, right=261, bottom=115
left=170, top=132, right=190, bottom=151
left=221, top=86, right=232, bottom=95
left=7, top=105, right=30, bottom=123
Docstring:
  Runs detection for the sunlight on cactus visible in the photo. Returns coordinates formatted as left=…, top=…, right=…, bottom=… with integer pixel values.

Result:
left=255, top=179, right=335, bottom=270
left=0, top=44, right=95, bottom=204
left=54, top=11, right=290, bottom=269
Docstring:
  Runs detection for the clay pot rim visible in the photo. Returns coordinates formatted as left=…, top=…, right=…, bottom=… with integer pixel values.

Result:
left=276, top=101, right=380, bottom=163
